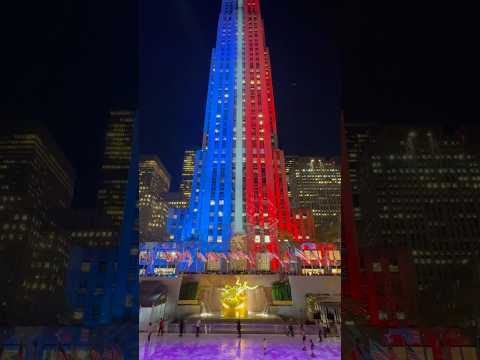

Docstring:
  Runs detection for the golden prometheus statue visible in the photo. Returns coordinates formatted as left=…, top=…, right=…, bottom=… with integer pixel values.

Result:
left=220, top=277, right=258, bottom=318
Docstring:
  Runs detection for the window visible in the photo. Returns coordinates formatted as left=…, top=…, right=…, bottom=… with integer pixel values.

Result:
left=81, top=262, right=91, bottom=272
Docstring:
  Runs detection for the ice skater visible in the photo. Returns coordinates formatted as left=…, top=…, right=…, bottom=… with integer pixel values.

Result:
left=318, top=325, right=323, bottom=343
left=179, top=319, right=184, bottom=337
left=310, top=339, right=316, bottom=357
left=301, top=327, right=307, bottom=351
left=237, top=319, right=242, bottom=338
left=147, top=322, right=154, bottom=343
left=195, top=319, right=201, bottom=337
left=263, top=338, right=267, bottom=356
left=288, top=323, right=294, bottom=337
left=158, top=318, right=165, bottom=336
left=323, top=322, right=329, bottom=338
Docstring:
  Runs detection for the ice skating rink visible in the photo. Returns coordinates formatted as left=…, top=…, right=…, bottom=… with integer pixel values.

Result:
left=140, top=333, right=340, bottom=360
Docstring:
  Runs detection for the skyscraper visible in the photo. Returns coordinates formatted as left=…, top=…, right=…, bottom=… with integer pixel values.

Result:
left=179, top=150, right=195, bottom=201
left=0, top=122, right=75, bottom=324
left=343, top=121, right=480, bottom=335
left=97, top=110, right=135, bottom=227
left=171, top=0, right=292, bottom=271
left=286, top=156, right=341, bottom=243
left=139, top=155, right=171, bottom=242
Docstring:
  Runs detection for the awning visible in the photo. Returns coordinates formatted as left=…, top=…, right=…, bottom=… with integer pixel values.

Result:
left=140, top=281, right=167, bottom=307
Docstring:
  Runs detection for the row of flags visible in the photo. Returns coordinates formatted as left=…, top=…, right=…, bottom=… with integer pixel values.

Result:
left=139, top=248, right=339, bottom=266
left=350, top=328, right=431, bottom=360
left=351, top=338, right=422, bottom=360
left=5, top=329, right=124, bottom=360
left=7, top=343, right=122, bottom=360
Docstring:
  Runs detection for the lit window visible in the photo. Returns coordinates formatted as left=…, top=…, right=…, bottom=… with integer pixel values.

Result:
left=372, top=262, right=382, bottom=272
left=264, top=235, right=270, bottom=243
left=81, top=262, right=91, bottom=272
left=255, top=235, right=261, bottom=243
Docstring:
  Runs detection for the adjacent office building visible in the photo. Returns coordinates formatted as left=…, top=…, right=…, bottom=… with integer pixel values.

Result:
left=55, top=208, right=118, bottom=247
left=0, top=122, right=75, bottom=324
left=344, top=123, right=480, bottom=329
left=286, top=156, right=341, bottom=243
left=139, top=155, right=171, bottom=242
left=179, top=150, right=195, bottom=201
left=97, top=110, right=135, bottom=227
left=66, top=112, right=139, bottom=331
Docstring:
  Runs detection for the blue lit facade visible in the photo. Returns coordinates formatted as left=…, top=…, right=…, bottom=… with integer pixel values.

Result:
left=65, top=113, right=139, bottom=327
left=65, top=246, right=117, bottom=326
left=168, top=0, right=238, bottom=266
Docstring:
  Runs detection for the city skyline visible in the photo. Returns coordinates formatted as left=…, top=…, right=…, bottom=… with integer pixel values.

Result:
left=2, top=0, right=477, bottom=357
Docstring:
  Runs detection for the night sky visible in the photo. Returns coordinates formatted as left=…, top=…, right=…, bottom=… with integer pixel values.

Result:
left=140, top=0, right=341, bottom=191
left=2, top=0, right=472, bottom=200
left=342, top=0, right=474, bottom=127
left=2, top=0, right=137, bottom=208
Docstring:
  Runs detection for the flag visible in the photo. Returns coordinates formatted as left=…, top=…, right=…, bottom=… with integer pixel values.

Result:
left=388, top=329, right=421, bottom=345
left=80, top=328, right=89, bottom=344
left=207, top=252, right=218, bottom=262
left=102, top=348, right=113, bottom=359
left=56, top=343, right=68, bottom=360
left=186, top=251, right=193, bottom=267
left=406, top=345, right=418, bottom=360
left=17, top=343, right=24, bottom=360
left=112, top=345, right=123, bottom=360
left=219, top=252, right=228, bottom=262
left=294, top=248, right=309, bottom=263
left=197, top=252, right=207, bottom=262
left=269, top=252, right=284, bottom=267
left=89, top=349, right=102, bottom=360
left=356, top=341, right=373, bottom=360
left=316, top=250, right=323, bottom=267
left=369, top=340, right=390, bottom=360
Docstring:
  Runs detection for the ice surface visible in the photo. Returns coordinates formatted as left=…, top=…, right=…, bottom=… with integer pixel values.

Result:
left=140, top=333, right=340, bottom=360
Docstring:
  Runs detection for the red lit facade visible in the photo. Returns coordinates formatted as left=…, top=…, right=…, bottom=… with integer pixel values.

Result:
left=243, top=0, right=292, bottom=271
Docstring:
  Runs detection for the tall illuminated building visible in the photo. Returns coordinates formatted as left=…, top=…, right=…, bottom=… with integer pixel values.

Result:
left=171, top=0, right=292, bottom=271
left=97, top=110, right=135, bottom=227
left=139, top=155, right=170, bottom=242
left=179, top=150, right=195, bottom=201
